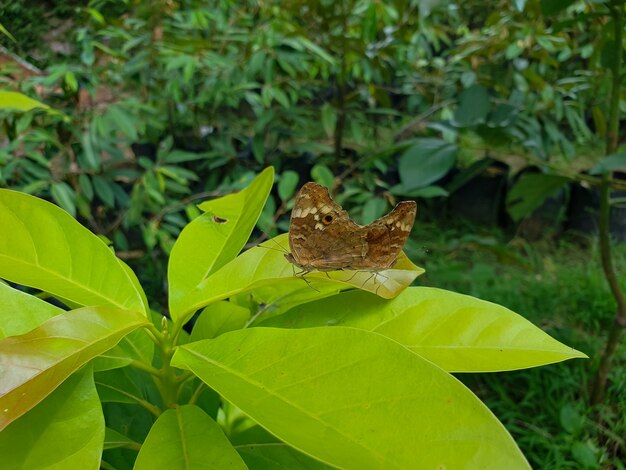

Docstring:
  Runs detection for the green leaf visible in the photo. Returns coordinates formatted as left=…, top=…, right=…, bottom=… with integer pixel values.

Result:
left=571, top=441, right=597, bottom=467
left=320, top=104, right=336, bottom=138
left=0, top=22, right=16, bottom=42
left=0, top=366, right=104, bottom=469
left=93, top=176, right=115, bottom=207
left=0, top=91, right=62, bottom=117
left=0, top=189, right=147, bottom=314
left=310, top=164, right=334, bottom=188
left=104, top=427, right=140, bottom=450
left=560, top=403, right=584, bottom=434
left=360, top=197, right=388, bottom=224
left=93, top=327, right=154, bottom=371
left=134, top=405, right=247, bottom=470
left=106, top=105, right=137, bottom=141
left=454, top=85, right=490, bottom=127
left=590, top=153, right=626, bottom=175
left=0, top=306, right=148, bottom=430
left=237, top=443, right=333, bottom=469
left=540, top=0, right=576, bottom=16
left=296, top=37, right=336, bottom=65
left=51, top=182, right=77, bottom=217
left=260, top=287, right=587, bottom=372
left=398, top=139, right=457, bottom=191
left=78, top=174, right=94, bottom=201
left=64, top=71, right=78, bottom=93
left=506, top=173, right=569, bottom=221
left=172, top=327, right=530, bottom=469
left=176, top=233, right=423, bottom=320
left=277, top=170, right=299, bottom=202
left=0, top=282, right=63, bottom=339
left=168, top=167, right=274, bottom=321
left=190, top=301, right=250, bottom=342
left=391, top=184, right=449, bottom=198
left=95, top=368, right=146, bottom=405
left=81, top=132, right=100, bottom=170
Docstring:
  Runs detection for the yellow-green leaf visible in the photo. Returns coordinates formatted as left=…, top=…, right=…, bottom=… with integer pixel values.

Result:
left=134, top=405, right=247, bottom=470
left=176, top=233, right=423, bottom=320
left=261, top=287, right=588, bottom=372
left=0, top=306, right=148, bottom=430
left=172, top=327, right=530, bottom=469
left=0, top=189, right=147, bottom=314
left=169, top=168, right=274, bottom=321
left=0, top=367, right=104, bottom=470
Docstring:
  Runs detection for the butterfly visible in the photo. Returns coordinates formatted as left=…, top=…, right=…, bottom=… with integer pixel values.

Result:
left=285, top=182, right=416, bottom=274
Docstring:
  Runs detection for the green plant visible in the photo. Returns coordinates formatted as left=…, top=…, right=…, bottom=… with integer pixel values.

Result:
left=405, top=220, right=626, bottom=467
left=0, top=168, right=585, bottom=468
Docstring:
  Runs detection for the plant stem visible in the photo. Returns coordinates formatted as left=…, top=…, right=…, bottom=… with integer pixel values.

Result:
left=591, top=1, right=626, bottom=405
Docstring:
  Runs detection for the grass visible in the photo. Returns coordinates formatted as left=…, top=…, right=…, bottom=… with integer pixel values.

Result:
left=405, top=222, right=626, bottom=469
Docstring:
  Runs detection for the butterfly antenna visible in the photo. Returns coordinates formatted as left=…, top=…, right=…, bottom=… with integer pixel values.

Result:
left=256, top=234, right=289, bottom=255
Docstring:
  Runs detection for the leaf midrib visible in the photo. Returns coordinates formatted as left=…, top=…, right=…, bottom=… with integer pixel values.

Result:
left=0, top=254, right=136, bottom=312
left=179, top=347, right=401, bottom=470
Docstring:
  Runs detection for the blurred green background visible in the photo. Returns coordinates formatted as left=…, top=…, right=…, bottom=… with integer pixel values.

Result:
left=1, top=0, right=625, bottom=467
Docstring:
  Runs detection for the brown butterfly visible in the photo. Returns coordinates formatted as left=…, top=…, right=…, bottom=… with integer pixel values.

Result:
left=285, top=182, right=416, bottom=274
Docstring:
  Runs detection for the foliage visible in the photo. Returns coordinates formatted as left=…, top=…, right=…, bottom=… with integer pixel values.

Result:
left=0, top=171, right=585, bottom=468
left=3, top=0, right=626, bottom=307
left=1, top=0, right=626, bottom=465
left=408, top=221, right=626, bottom=468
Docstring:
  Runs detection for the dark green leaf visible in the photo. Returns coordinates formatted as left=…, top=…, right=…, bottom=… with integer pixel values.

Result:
left=278, top=171, right=300, bottom=201
left=310, top=164, right=334, bottom=188
left=506, top=173, right=569, bottom=221
left=398, top=139, right=457, bottom=190
left=454, top=85, right=490, bottom=127
left=93, top=176, right=116, bottom=207
left=590, top=153, right=626, bottom=175
left=78, top=174, right=94, bottom=201
left=541, top=0, right=576, bottom=16
left=51, top=182, right=76, bottom=217
left=361, top=197, right=387, bottom=224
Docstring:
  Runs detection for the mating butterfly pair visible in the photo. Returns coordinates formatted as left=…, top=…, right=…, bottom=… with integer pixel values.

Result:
left=285, top=182, right=416, bottom=274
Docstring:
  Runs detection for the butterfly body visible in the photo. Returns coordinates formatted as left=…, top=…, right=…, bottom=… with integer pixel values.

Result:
left=285, top=182, right=416, bottom=273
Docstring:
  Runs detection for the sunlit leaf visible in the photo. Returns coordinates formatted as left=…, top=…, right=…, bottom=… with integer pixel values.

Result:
left=172, top=327, right=530, bottom=469
left=0, top=366, right=104, bottom=469
left=169, top=168, right=274, bottom=321
left=134, top=405, right=247, bottom=469
left=176, top=234, right=423, bottom=320
left=260, top=287, right=588, bottom=372
left=0, top=282, right=63, bottom=339
left=0, top=189, right=147, bottom=314
left=0, top=91, right=63, bottom=117
left=0, top=306, right=148, bottom=430
left=190, top=301, right=250, bottom=341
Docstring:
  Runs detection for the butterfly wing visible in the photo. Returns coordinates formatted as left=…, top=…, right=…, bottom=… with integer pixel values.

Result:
left=287, top=182, right=367, bottom=271
left=352, top=200, right=417, bottom=269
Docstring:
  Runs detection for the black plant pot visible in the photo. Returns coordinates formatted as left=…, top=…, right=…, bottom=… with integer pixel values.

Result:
left=447, top=160, right=509, bottom=226
left=566, top=178, right=626, bottom=243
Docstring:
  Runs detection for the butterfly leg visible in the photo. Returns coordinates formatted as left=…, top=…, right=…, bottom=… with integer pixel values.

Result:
left=342, top=270, right=360, bottom=283
left=302, top=274, right=320, bottom=292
